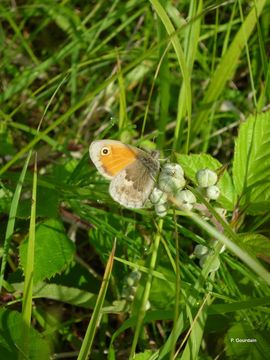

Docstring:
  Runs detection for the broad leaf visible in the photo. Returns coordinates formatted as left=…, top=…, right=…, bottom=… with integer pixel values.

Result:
left=20, top=218, right=75, bottom=284
left=237, top=233, right=270, bottom=260
left=12, top=282, right=99, bottom=309
left=18, top=187, right=59, bottom=218
left=177, top=153, right=236, bottom=210
left=233, top=112, right=270, bottom=214
left=225, top=323, right=270, bottom=359
left=0, top=309, right=50, bottom=360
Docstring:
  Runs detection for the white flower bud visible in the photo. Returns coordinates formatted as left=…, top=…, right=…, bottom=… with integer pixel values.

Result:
left=194, top=244, right=209, bottom=258
left=161, top=163, right=184, bottom=179
left=129, top=286, right=137, bottom=296
left=199, top=254, right=207, bottom=267
left=175, top=189, right=196, bottom=210
left=155, top=203, right=167, bottom=217
left=206, top=185, right=220, bottom=200
left=126, top=271, right=141, bottom=286
left=150, top=187, right=168, bottom=205
left=145, top=300, right=151, bottom=311
left=127, top=293, right=135, bottom=301
left=121, top=287, right=130, bottom=298
left=199, top=254, right=220, bottom=271
left=158, top=174, right=186, bottom=194
left=196, top=168, right=218, bottom=187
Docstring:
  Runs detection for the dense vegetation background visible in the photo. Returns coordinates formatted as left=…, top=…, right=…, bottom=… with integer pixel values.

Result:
left=1, top=0, right=270, bottom=359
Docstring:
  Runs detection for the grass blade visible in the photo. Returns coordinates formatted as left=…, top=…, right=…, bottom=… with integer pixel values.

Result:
left=129, top=219, right=163, bottom=359
left=192, top=0, right=266, bottom=137
left=77, top=240, right=116, bottom=360
left=188, top=211, right=270, bottom=286
left=19, top=152, right=37, bottom=359
left=174, top=0, right=203, bottom=152
left=156, top=0, right=171, bottom=149
left=0, top=151, right=32, bottom=292
left=150, top=0, right=192, bottom=151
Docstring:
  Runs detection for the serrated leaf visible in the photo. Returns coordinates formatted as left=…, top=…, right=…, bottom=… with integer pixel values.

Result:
left=0, top=309, right=50, bottom=360
left=233, top=112, right=270, bottom=214
left=20, top=218, right=75, bottom=284
left=177, top=153, right=236, bottom=210
left=225, top=323, right=270, bottom=359
left=237, top=233, right=270, bottom=260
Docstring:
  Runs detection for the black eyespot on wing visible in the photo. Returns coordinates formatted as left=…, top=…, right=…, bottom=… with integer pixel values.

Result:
left=101, top=146, right=110, bottom=155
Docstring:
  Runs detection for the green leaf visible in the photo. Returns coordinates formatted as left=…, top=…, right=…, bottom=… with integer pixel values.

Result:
left=233, top=112, right=270, bottom=214
left=0, top=309, right=50, bottom=360
left=50, top=261, right=101, bottom=293
left=192, top=0, right=267, bottom=136
left=177, top=153, right=236, bottom=210
left=225, top=323, right=270, bottom=359
left=20, top=218, right=75, bottom=284
left=150, top=266, right=176, bottom=309
left=0, top=151, right=32, bottom=292
left=237, top=233, right=270, bottom=259
left=208, top=296, right=270, bottom=315
left=134, top=350, right=154, bottom=360
left=17, top=187, right=59, bottom=218
left=12, top=282, right=99, bottom=309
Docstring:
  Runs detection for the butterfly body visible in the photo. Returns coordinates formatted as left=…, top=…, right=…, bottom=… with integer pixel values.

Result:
left=89, top=140, right=159, bottom=208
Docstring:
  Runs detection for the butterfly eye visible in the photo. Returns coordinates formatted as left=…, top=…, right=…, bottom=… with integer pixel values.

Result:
left=101, top=146, right=111, bottom=156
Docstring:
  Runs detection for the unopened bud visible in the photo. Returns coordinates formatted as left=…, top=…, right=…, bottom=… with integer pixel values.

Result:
left=155, top=203, right=168, bottom=217
left=196, top=168, right=218, bottom=187
left=175, top=189, right=196, bottom=210
left=194, top=244, right=209, bottom=258
left=150, top=188, right=168, bottom=205
left=206, top=185, right=220, bottom=200
left=161, top=163, right=184, bottom=179
left=158, top=174, right=186, bottom=194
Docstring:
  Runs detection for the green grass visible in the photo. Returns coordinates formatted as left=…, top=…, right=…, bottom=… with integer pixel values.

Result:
left=1, top=1, right=270, bottom=359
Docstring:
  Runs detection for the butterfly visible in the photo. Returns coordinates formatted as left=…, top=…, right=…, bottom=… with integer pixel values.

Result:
left=89, top=140, right=160, bottom=208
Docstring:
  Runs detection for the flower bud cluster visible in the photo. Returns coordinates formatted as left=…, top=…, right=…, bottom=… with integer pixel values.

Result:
left=150, top=163, right=196, bottom=217
left=196, top=168, right=220, bottom=200
left=120, top=270, right=151, bottom=311
left=193, top=244, right=220, bottom=271
left=149, top=160, right=226, bottom=264
left=193, top=239, right=226, bottom=272
left=150, top=187, right=168, bottom=217
left=150, top=164, right=222, bottom=221
left=121, top=270, right=141, bottom=302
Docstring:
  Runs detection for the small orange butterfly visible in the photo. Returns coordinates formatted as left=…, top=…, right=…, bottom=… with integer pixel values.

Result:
left=89, top=140, right=160, bottom=208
